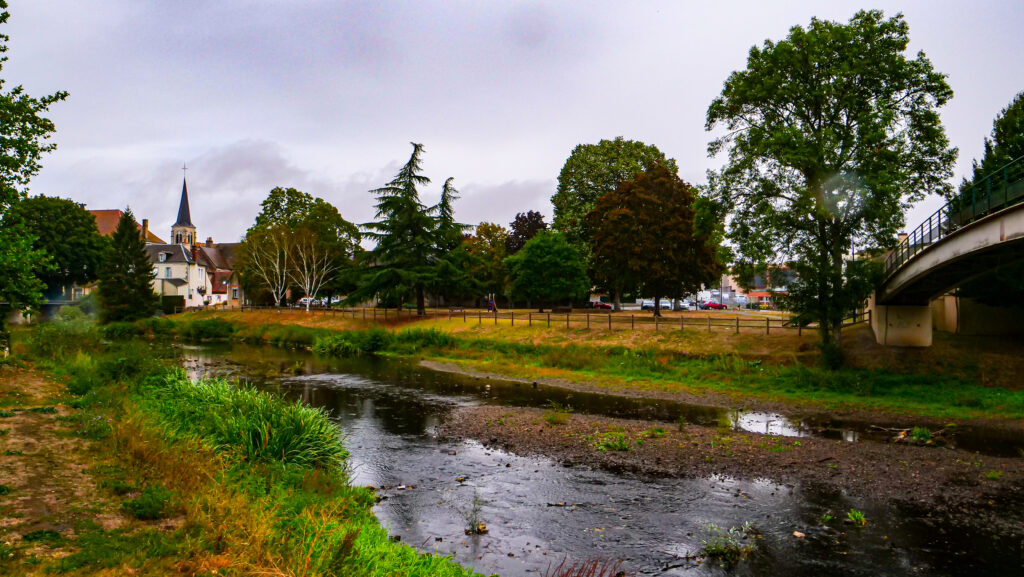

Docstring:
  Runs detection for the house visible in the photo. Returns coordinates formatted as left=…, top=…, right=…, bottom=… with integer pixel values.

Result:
left=146, top=177, right=245, bottom=309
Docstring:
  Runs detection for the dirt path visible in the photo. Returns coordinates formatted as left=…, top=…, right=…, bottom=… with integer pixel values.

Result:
left=0, top=365, right=133, bottom=575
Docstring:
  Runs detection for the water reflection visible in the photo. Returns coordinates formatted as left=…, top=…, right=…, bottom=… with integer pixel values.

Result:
left=179, top=344, right=1022, bottom=576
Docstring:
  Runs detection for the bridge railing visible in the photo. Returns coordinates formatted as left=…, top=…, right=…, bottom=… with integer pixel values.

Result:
left=885, top=154, right=1024, bottom=277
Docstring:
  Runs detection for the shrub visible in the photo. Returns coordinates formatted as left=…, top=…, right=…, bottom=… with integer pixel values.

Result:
left=178, top=318, right=235, bottom=341
left=146, top=373, right=348, bottom=471
left=66, top=352, right=102, bottom=395
left=910, top=427, right=931, bottom=443
left=122, top=485, right=173, bottom=520
left=701, top=522, right=758, bottom=564
left=847, top=508, right=867, bottom=526
left=101, top=321, right=143, bottom=341
left=27, top=314, right=101, bottom=361
left=392, top=328, right=455, bottom=350
left=593, top=432, right=631, bottom=451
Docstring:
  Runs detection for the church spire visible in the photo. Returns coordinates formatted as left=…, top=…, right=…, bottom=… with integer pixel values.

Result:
left=174, top=177, right=193, bottom=227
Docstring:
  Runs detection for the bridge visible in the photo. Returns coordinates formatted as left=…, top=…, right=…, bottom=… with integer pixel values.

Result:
left=870, top=155, right=1024, bottom=346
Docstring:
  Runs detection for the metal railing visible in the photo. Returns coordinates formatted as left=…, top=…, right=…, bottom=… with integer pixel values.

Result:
left=885, top=155, right=1024, bottom=277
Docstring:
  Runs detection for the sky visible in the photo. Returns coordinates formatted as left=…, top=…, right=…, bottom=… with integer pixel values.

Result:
left=5, top=1, right=1023, bottom=245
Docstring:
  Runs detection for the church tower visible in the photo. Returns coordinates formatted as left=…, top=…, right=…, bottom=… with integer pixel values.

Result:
left=171, top=177, right=196, bottom=248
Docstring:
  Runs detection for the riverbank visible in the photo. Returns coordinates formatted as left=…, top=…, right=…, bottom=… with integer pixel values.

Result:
left=437, top=404, right=1024, bottom=540
left=164, top=311, right=1024, bottom=423
left=0, top=318, right=480, bottom=576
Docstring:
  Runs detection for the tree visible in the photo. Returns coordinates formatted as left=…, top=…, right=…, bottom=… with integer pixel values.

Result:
left=588, top=164, right=722, bottom=314
left=706, top=10, right=956, bottom=366
left=97, top=209, right=157, bottom=323
left=956, top=92, right=1024, bottom=307
left=960, top=91, right=1024, bottom=191
left=239, top=188, right=360, bottom=307
left=504, top=231, right=589, bottom=312
left=552, top=137, right=678, bottom=253
left=8, top=196, right=107, bottom=298
left=505, top=210, right=547, bottom=254
left=0, top=1, right=67, bottom=332
left=466, top=222, right=509, bottom=304
left=354, top=143, right=465, bottom=315
left=238, top=225, right=292, bottom=307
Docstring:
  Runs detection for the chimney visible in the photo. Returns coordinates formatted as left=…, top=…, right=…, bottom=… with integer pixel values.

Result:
left=191, top=245, right=198, bottom=262
left=142, top=219, right=149, bottom=242
left=897, top=231, right=908, bottom=244
left=206, top=236, right=214, bottom=247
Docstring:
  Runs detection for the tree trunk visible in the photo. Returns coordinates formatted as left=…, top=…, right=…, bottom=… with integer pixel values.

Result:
left=613, top=283, right=622, bottom=312
left=416, top=286, right=426, bottom=316
left=653, top=296, right=662, bottom=317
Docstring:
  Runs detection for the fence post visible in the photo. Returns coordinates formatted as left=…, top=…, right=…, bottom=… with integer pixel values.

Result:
left=478, top=311, right=482, bottom=325
left=766, top=317, right=770, bottom=335
left=631, top=315, right=634, bottom=330
left=655, top=315, right=659, bottom=331
left=707, top=316, right=711, bottom=332
left=464, top=310, right=467, bottom=323
left=566, top=313, right=569, bottom=329
left=735, top=317, right=739, bottom=334
left=587, top=313, right=590, bottom=330
left=494, top=311, right=498, bottom=325
left=547, top=313, right=551, bottom=328
left=529, top=313, right=532, bottom=327
left=608, top=313, right=612, bottom=330
left=798, top=323, right=802, bottom=337
left=680, top=316, right=684, bottom=331
left=511, top=311, right=514, bottom=327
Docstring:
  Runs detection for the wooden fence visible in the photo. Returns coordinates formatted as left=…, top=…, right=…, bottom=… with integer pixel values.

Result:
left=215, top=305, right=872, bottom=336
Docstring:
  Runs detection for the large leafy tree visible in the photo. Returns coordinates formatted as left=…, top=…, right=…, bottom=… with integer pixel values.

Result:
left=9, top=196, right=107, bottom=298
left=588, top=164, right=721, bottom=314
left=97, top=209, right=157, bottom=323
left=0, top=1, right=67, bottom=330
left=239, top=187, right=360, bottom=307
left=706, top=10, right=956, bottom=365
left=504, top=231, right=589, bottom=312
left=466, top=222, right=509, bottom=305
left=505, top=210, right=547, bottom=255
left=552, top=137, right=678, bottom=253
left=956, top=92, right=1024, bottom=307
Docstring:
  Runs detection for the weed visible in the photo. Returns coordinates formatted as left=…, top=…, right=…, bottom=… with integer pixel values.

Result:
left=846, top=508, right=867, bottom=526
left=50, top=529, right=179, bottom=572
left=910, top=427, right=932, bottom=443
left=464, top=489, right=489, bottom=535
left=0, top=484, right=12, bottom=495
left=177, top=318, right=236, bottom=341
left=121, top=485, right=173, bottom=520
left=985, top=470, right=1003, bottom=480
left=639, top=426, right=667, bottom=439
left=26, top=406, right=58, bottom=414
left=676, top=415, right=687, bottom=431
left=0, top=428, right=7, bottom=435
left=101, top=479, right=135, bottom=496
left=543, top=558, right=629, bottom=577
left=818, top=511, right=834, bottom=524
left=543, top=401, right=572, bottom=426
left=700, top=522, right=758, bottom=564
left=0, top=409, right=14, bottom=418
left=593, top=432, right=631, bottom=452
left=3, top=450, right=23, bottom=456
left=22, top=529, right=62, bottom=544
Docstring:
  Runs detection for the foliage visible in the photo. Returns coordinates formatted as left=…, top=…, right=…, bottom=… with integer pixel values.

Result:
left=97, top=209, right=158, bottom=323
left=552, top=136, right=678, bottom=255
left=706, top=10, right=956, bottom=364
left=7, top=195, right=107, bottom=295
left=587, top=164, right=722, bottom=313
left=353, top=143, right=468, bottom=315
left=144, top=372, right=348, bottom=471
left=910, top=426, right=931, bottom=443
left=505, top=210, right=547, bottom=254
left=177, top=317, right=236, bottom=341
left=846, top=508, right=867, bottom=526
left=593, top=431, right=631, bottom=451
left=465, top=222, right=509, bottom=302
left=504, top=231, right=590, bottom=311
left=956, top=92, right=1024, bottom=307
left=0, top=2, right=67, bottom=331
left=121, top=485, right=173, bottom=520
left=312, top=327, right=394, bottom=357
left=27, top=308, right=100, bottom=360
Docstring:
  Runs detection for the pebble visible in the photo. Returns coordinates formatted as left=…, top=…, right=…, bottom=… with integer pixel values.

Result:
left=793, top=531, right=806, bottom=538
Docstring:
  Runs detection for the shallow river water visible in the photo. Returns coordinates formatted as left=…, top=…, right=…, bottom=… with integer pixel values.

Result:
left=181, top=343, right=1021, bottom=576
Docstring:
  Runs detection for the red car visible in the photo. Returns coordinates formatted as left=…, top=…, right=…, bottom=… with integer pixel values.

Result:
left=700, top=302, right=728, bottom=310
left=592, top=302, right=612, bottom=310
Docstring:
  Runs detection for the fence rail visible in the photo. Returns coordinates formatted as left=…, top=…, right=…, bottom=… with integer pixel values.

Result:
left=204, top=304, right=872, bottom=336
left=885, top=154, right=1024, bottom=277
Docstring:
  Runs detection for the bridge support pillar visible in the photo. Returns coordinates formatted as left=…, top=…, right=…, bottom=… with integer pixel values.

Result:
left=868, top=294, right=932, bottom=347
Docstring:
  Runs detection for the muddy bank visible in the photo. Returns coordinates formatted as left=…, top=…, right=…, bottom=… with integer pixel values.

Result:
left=420, top=359, right=1024, bottom=436
left=438, top=405, right=1024, bottom=540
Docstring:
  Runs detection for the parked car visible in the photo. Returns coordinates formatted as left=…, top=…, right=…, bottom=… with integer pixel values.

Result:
left=592, top=302, right=613, bottom=310
left=699, top=302, right=727, bottom=310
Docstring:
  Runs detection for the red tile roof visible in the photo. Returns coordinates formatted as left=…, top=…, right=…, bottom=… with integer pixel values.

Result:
left=89, top=209, right=166, bottom=243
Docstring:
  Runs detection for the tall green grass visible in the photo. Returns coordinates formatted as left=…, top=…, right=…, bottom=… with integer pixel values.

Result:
left=143, top=371, right=348, bottom=471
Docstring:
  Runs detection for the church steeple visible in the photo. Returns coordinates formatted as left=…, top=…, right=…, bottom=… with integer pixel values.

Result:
left=171, top=169, right=197, bottom=248
left=174, top=178, right=193, bottom=227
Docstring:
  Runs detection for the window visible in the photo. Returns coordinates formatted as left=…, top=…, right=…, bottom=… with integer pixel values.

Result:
left=165, top=267, right=171, bottom=278
left=232, top=288, right=239, bottom=299
left=198, top=268, right=204, bottom=280
left=158, top=252, right=167, bottom=263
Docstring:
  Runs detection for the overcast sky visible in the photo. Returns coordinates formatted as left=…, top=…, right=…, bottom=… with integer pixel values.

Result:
left=6, top=1, right=1023, bottom=244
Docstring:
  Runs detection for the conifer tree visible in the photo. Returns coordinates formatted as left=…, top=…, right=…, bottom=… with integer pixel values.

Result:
left=98, top=209, right=157, bottom=322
